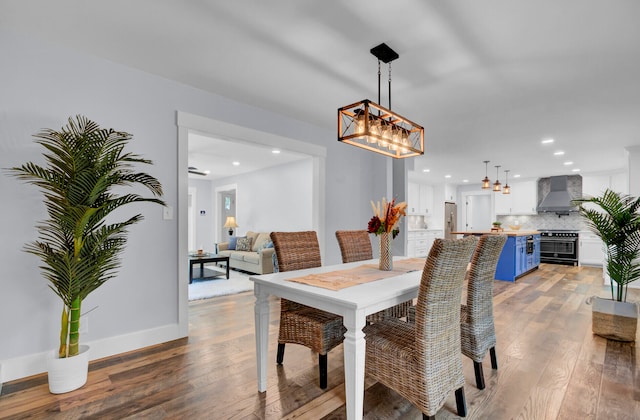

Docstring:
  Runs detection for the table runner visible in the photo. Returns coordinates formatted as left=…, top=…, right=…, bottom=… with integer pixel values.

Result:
left=287, top=258, right=426, bottom=291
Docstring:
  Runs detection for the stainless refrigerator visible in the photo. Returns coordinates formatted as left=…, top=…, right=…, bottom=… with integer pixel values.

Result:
left=444, top=201, right=457, bottom=240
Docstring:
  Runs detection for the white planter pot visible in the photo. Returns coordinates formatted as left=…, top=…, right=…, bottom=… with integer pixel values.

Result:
left=46, top=345, right=90, bottom=394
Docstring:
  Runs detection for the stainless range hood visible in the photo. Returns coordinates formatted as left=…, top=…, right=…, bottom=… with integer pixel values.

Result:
left=537, top=175, right=581, bottom=215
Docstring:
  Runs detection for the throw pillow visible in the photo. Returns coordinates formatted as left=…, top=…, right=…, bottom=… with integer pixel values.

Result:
left=258, top=240, right=274, bottom=252
left=228, top=236, right=240, bottom=250
left=272, top=252, right=279, bottom=273
left=252, top=232, right=271, bottom=252
left=236, top=237, right=253, bottom=252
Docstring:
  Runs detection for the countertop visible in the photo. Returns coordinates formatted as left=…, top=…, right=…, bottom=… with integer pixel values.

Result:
left=451, top=230, right=540, bottom=237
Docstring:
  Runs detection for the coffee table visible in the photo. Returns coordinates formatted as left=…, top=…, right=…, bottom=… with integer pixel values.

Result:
left=188, top=253, right=230, bottom=283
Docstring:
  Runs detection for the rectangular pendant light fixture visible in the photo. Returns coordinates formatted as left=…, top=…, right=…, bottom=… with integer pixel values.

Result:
left=338, top=43, right=424, bottom=159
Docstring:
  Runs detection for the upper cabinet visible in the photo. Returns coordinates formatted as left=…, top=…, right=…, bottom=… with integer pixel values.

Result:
left=494, top=180, right=537, bottom=215
left=582, top=173, right=629, bottom=198
left=408, top=182, right=433, bottom=214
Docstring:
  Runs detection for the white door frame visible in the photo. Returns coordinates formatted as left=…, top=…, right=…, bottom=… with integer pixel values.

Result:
left=176, top=111, right=326, bottom=336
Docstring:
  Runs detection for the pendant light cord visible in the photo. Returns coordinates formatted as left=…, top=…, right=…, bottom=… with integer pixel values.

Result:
left=377, top=60, right=381, bottom=107
left=388, top=62, right=392, bottom=110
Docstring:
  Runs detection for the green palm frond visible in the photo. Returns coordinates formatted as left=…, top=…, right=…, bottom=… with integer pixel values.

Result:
left=7, top=115, right=165, bottom=357
left=574, top=189, right=640, bottom=301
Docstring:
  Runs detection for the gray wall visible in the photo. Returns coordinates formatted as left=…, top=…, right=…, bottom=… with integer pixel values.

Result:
left=0, top=28, right=386, bottom=380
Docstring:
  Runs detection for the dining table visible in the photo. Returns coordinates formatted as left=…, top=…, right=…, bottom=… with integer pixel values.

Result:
left=250, top=257, right=426, bottom=420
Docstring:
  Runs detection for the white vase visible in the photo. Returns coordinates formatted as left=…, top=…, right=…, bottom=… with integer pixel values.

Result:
left=46, top=345, right=90, bottom=394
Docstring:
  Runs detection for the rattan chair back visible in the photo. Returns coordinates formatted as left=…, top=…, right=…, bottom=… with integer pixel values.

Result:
left=270, top=231, right=345, bottom=389
left=335, top=230, right=373, bottom=263
left=364, top=236, right=477, bottom=417
left=460, top=234, right=506, bottom=390
left=270, top=231, right=321, bottom=272
left=464, top=234, right=507, bottom=331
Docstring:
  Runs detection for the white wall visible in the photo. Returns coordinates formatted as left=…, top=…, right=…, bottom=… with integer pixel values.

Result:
left=211, top=159, right=314, bottom=238
left=0, top=28, right=385, bottom=381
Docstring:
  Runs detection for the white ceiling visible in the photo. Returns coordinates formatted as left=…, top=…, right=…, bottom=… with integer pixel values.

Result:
left=3, top=1, right=640, bottom=184
left=188, top=133, right=309, bottom=180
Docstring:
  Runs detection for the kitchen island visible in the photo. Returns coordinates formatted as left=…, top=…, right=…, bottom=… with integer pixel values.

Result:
left=451, top=230, right=541, bottom=281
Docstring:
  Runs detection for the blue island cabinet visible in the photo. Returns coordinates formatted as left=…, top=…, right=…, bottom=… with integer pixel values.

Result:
left=495, top=234, right=540, bottom=282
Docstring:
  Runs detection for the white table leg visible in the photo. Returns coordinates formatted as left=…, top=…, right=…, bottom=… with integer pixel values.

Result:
left=342, top=309, right=367, bottom=420
left=254, top=284, right=270, bottom=392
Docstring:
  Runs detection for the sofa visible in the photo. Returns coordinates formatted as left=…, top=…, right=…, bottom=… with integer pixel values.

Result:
left=216, top=231, right=275, bottom=275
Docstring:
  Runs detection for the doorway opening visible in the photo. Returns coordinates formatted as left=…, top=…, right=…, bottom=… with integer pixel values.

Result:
left=176, top=111, right=327, bottom=336
left=461, top=191, right=492, bottom=231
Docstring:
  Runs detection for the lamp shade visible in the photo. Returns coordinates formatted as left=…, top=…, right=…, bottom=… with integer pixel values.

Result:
left=223, top=216, right=238, bottom=228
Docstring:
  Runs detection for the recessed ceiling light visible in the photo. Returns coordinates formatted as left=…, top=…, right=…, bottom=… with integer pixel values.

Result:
left=422, top=169, right=430, bottom=173
left=563, top=161, right=573, bottom=166
left=513, top=174, right=521, bottom=178
left=541, top=138, right=554, bottom=144
left=462, top=179, right=469, bottom=183
left=232, top=161, right=240, bottom=166
left=444, top=174, right=451, bottom=178
left=572, top=168, right=581, bottom=172
left=553, top=151, right=565, bottom=156
left=272, top=149, right=281, bottom=154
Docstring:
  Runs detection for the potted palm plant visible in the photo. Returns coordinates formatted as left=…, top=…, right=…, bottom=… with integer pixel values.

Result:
left=574, top=189, right=640, bottom=342
left=9, top=115, right=165, bottom=392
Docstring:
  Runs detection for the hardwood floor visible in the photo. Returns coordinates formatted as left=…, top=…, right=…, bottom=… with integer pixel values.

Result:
left=1, top=264, right=639, bottom=419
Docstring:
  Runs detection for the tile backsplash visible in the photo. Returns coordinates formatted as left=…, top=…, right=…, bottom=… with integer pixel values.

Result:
left=497, top=212, right=587, bottom=231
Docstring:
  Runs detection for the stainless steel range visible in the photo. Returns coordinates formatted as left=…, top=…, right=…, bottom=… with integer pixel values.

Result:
left=538, top=230, right=579, bottom=266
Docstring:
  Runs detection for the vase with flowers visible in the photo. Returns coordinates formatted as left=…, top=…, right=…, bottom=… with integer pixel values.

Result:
left=367, top=198, right=408, bottom=270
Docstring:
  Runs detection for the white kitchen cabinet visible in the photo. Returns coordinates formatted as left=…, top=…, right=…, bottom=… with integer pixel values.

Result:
left=408, top=183, right=433, bottom=214
left=494, top=189, right=512, bottom=215
left=407, top=229, right=442, bottom=257
left=579, top=231, right=604, bottom=266
left=582, top=173, right=629, bottom=198
left=494, top=180, right=537, bottom=215
left=408, top=183, right=419, bottom=213
left=511, top=180, right=537, bottom=214
left=406, top=236, right=416, bottom=257
left=610, top=172, right=628, bottom=194
left=419, top=185, right=433, bottom=214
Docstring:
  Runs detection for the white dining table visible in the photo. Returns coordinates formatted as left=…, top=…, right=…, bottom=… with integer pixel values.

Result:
left=250, top=258, right=423, bottom=420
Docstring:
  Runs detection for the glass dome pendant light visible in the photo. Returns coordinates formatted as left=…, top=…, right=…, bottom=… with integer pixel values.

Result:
left=503, top=169, right=511, bottom=194
left=481, top=160, right=491, bottom=189
left=493, top=165, right=502, bottom=192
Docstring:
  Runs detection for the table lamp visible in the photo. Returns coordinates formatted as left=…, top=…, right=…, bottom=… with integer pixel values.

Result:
left=223, top=216, right=238, bottom=236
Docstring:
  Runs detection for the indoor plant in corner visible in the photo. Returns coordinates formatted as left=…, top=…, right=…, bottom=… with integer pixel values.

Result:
left=575, top=189, right=640, bottom=342
left=9, top=116, right=165, bottom=393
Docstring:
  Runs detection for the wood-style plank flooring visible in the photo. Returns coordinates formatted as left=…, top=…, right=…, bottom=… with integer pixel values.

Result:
left=1, top=263, right=639, bottom=419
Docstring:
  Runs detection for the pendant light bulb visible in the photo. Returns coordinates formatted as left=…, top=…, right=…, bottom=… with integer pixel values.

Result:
left=481, top=160, right=491, bottom=189
left=493, top=165, right=501, bottom=192
left=503, top=170, right=511, bottom=194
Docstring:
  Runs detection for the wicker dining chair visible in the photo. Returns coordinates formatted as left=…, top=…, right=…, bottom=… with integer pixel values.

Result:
left=335, top=230, right=413, bottom=322
left=363, top=236, right=478, bottom=420
left=460, top=234, right=507, bottom=390
left=270, top=231, right=346, bottom=390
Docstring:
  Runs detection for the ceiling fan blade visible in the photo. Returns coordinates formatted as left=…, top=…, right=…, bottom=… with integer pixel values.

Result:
left=188, top=166, right=207, bottom=176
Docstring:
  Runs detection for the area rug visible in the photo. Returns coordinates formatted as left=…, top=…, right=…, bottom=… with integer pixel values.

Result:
left=188, top=267, right=254, bottom=300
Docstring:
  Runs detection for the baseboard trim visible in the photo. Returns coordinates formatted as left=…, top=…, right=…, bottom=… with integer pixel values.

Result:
left=1, top=323, right=186, bottom=383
